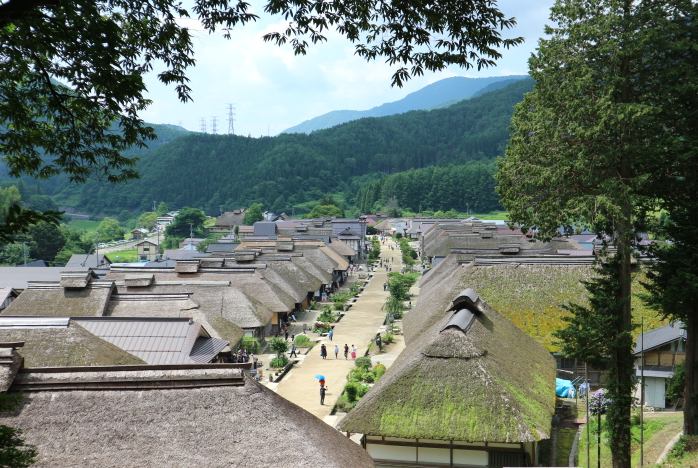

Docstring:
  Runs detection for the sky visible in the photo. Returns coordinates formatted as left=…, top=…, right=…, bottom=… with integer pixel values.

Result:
left=140, top=0, right=556, bottom=137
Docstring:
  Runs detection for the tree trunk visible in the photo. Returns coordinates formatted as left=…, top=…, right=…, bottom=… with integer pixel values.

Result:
left=609, top=200, right=634, bottom=468
left=685, top=313, right=698, bottom=435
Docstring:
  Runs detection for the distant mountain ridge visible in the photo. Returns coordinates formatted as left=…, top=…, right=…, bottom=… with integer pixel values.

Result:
left=281, top=75, right=529, bottom=134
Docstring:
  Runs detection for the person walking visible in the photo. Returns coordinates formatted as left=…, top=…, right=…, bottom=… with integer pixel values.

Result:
left=328, top=328, right=334, bottom=341
left=334, top=344, right=339, bottom=359
left=289, top=342, right=298, bottom=358
left=320, top=344, right=327, bottom=359
left=350, top=344, right=357, bottom=360
left=320, top=385, right=326, bottom=405
left=344, top=344, right=349, bottom=360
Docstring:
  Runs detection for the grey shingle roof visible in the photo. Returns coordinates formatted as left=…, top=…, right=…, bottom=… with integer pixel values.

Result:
left=634, top=321, right=686, bottom=354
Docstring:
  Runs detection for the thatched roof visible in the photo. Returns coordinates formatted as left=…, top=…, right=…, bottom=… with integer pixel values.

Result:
left=328, top=238, right=356, bottom=257
left=318, top=246, right=349, bottom=271
left=338, top=290, right=556, bottom=442
left=2, top=280, right=115, bottom=317
left=0, top=323, right=145, bottom=367
left=0, top=347, right=23, bottom=391
left=0, top=367, right=375, bottom=468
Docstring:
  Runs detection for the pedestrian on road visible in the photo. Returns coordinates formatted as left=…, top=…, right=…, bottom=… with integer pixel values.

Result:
left=351, top=344, right=357, bottom=360
left=383, top=282, right=387, bottom=291
left=328, top=328, right=334, bottom=341
left=344, top=344, right=349, bottom=360
left=334, top=344, right=339, bottom=359
left=284, top=327, right=289, bottom=341
left=289, top=343, right=298, bottom=358
left=251, top=354, right=258, bottom=369
left=320, top=344, right=328, bottom=359
left=320, top=385, right=326, bottom=405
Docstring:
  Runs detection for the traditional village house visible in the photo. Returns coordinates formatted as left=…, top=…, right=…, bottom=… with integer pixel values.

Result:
left=634, top=321, right=686, bottom=408
left=0, top=350, right=375, bottom=468
left=130, top=227, right=149, bottom=240
left=206, top=209, right=247, bottom=234
left=339, top=289, right=556, bottom=468
left=0, top=316, right=236, bottom=366
left=332, top=218, right=368, bottom=261
left=134, top=237, right=161, bottom=261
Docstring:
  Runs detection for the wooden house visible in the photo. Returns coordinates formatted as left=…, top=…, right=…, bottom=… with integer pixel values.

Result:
left=135, top=238, right=161, bottom=261
left=338, top=289, right=556, bottom=467
left=634, top=321, right=686, bottom=408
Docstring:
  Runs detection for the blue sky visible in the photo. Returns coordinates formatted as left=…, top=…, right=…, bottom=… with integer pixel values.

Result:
left=140, top=1, right=555, bottom=136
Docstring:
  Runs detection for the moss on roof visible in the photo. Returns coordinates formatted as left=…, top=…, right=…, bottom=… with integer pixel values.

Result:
left=339, top=298, right=556, bottom=442
left=411, top=262, right=666, bottom=351
left=0, top=324, right=145, bottom=367
left=209, top=316, right=245, bottom=346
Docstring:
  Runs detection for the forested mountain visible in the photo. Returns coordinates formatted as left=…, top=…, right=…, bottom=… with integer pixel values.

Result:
left=48, top=78, right=534, bottom=216
left=0, top=123, right=190, bottom=198
left=281, top=75, right=528, bottom=134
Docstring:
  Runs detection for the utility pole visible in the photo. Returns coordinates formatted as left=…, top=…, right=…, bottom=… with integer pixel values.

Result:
left=153, top=200, right=156, bottom=212
left=22, top=242, right=27, bottom=266
left=211, top=116, right=218, bottom=134
left=227, top=103, right=236, bottom=135
left=189, top=223, right=194, bottom=244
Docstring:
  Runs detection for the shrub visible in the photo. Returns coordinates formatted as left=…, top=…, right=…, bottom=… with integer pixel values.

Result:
left=294, top=334, right=311, bottom=346
left=362, top=372, right=375, bottom=383
left=333, top=292, right=352, bottom=302
left=269, top=337, right=289, bottom=359
left=374, top=364, right=387, bottom=380
left=355, top=356, right=372, bottom=369
left=241, top=337, right=260, bottom=354
left=383, top=333, right=394, bottom=344
left=318, top=308, right=336, bottom=322
left=357, top=383, right=370, bottom=398
left=270, top=356, right=288, bottom=368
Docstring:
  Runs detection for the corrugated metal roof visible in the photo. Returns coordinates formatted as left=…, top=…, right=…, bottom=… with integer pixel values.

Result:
left=253, top=221, right=277, bottom=236
left=0, top=316, right=70, bottom=329
left=189, top=337, right=229, bottom=363
left=72, top=318, right=213, bottom=364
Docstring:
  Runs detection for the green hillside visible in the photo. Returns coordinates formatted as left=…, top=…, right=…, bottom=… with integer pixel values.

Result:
left=50, top=78, right=534, bottom=215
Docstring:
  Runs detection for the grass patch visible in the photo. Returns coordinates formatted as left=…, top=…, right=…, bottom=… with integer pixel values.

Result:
left=68, top=220, right=101, bottom=235
left=556, top=428, right=578, bottom=466
left=576, top=412, right=681, bottom=467
left=661, top=435, right=698, bottom=467
left=105, top=248, right=138, bottom=263
left=471, top=210, right=508, bottom=220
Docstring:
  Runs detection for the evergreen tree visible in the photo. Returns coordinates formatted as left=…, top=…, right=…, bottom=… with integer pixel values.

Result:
left=497, top=1, right=698, bottom=465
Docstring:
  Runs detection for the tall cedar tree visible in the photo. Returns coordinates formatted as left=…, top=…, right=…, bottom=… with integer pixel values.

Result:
left=643, top=209, right=698, bottom=434
left=640, top=1, right=698, bottom=436
left=497, top=1, right=697, bottom=466
left=0, top=0, right=522, bottom=239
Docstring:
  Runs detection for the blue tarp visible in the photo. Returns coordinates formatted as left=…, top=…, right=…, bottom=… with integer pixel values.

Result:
left=556, top=378, right=576, bottom=398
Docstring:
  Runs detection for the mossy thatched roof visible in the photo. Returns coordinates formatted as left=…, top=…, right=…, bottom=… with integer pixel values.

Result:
left=411, top=259, right=664, bottom=351
left=0, top=368, right=374, bottom=468
left=3, top=281, right=114, bottom=317
left=338, top=291, right=556, bottom=442
left=0, top=323, right=145, bottom=367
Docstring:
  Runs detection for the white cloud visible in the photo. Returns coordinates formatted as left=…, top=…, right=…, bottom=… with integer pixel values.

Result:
left=140, top=0, right=555, bottom=136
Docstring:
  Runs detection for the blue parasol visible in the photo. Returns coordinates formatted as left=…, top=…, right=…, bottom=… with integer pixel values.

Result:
left=314, top=375, right=326, bottom=380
